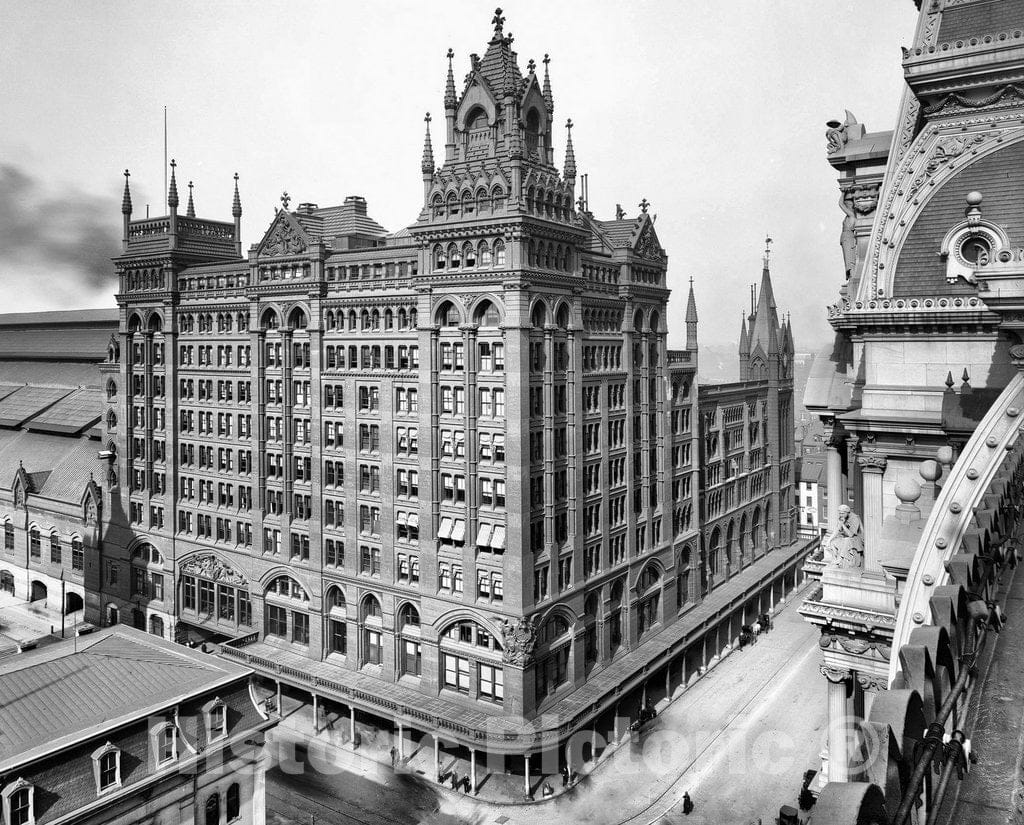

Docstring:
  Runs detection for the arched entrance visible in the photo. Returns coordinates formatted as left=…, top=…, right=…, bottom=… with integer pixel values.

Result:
left=0, top=570, right=13, bottom=595
left=107, top=604, right=120, bottom=625
left=30, top=580, right=47, bottom=603
left=64, top=591, right=83, bottom=614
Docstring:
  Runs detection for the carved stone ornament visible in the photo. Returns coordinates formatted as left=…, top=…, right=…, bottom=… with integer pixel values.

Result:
left=500, top=617, right=537, bottom=666
left=822, top=505, right=864, bottom=570
left=179, top=553, right=248, bottom=587
left=820, top=664, right=852, bottom=683
left=634, top=221, right=663, bottom=260
left=857, top=453, right=888, bottom=473
left=856, top=673, right=887, bottom=692
left=907, top=133, right=988, bottom=197
left=260, top=217, right=307, bottom=257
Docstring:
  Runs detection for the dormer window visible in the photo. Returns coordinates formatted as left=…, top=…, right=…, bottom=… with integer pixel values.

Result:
left=154, top=722, right=177, bottom=765
left=205, top=699, right=228, bottom=741
left=92, top=743, right=121, bottom=793
left=2, top=780, right=34, bottom=825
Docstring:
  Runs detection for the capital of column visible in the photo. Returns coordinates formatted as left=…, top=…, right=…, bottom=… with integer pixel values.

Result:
left=856, top=672, right=887, bottom=692
left=820, top=664, right=853, bottom=684
left=857, top=453, right=887, bottom=474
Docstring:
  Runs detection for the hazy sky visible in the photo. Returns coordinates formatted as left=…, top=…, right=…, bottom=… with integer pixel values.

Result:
left=0, top=1, right=917, bottom=350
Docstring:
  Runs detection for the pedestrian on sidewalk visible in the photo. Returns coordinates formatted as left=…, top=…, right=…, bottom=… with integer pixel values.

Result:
left=389, top=746, right=398, bottom=768
left=682, top=791, right=694, bottom=815
left=561, top=766, right=569, bottom=787
left=752, top=620, right=761, bottom=638
left=450, top=770, right=459, bottom=791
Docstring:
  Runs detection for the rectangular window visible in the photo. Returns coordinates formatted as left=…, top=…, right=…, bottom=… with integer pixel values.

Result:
left=364, top=628, right=382, bottom=665
left=479, top=663, right=504, bottom=702
left=443, top=653, right=470, bottom=693
left=292, top=611, right=309, bottom=644
left=266, top=604, right=288, bottom=637
left=329, top=619, right=347, bottom=655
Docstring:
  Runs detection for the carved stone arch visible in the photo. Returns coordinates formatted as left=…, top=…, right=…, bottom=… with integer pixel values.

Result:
left=649, top=308, right=662, bottom=334
left=285, top=302, right=311, bottom=331
left=553, top=299, right=571, bottom=329
left=106, top=334, right=120, bottom=363
left=431, top=607, right=504, bottom=644
left=529, top=297, right=549, bottom=328
left=434, top=296, right=464, bottom=327
left=473, top=294, right=504, bottom=326
left=128, top=538, right=166, bottom=567
left=259, top=305, right=283, bottom=331
left=630, top=556, right=663, bottom=593
left=455, top=83, right=498, bottom=131
left=80, top=478, right=101, bottom=526
left=145, top=310, right=164, bottom=333
left=324, top=583, right=348, bottom=613
left=127, top=311, right=145, bottom=333
left=535, top=602, right=579, bottom=632
left=256, top=565, right=307, bottom=590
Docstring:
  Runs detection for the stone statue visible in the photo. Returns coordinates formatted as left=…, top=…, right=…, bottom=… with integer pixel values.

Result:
left=825, top=110, right=858, bottom=155
left=839, top=194, right=857, bottom=281
left=824, top=505, right=865, bottom=569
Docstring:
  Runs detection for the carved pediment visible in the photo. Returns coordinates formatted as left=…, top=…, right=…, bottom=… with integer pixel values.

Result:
left=179, top=553, right=248, bottom=587
left=634, top=218, right=665, bottom=261
left=257, top=211, right=310, bottom=258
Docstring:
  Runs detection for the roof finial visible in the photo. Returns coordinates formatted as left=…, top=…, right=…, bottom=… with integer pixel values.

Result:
left=563, top=118, right=576, bottom=181
left=527, top=58, right=536, bottom=74
left=121, top=169, right=132, bottom=216
left=764, top=235, right=773, bottom=266
left=421, top=112, right=435, bottom=174
left=232, top=172, right=242, bottom=218
left=444, top=48, right=457, bottom=108
left=639, top=198, right=650, bottom=214
left=167, top=159, right=179, bottom=210
left=280, top=191, right=291, bottom=210
left=492, top=7, right=505, bottom=36
left=186, top=181, right=196, bottom=218
left=542, top=53, right=553, bottom=112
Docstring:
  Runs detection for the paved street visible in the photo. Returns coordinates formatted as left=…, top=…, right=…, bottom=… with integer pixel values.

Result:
left=266, top=579, right=825, bottom=825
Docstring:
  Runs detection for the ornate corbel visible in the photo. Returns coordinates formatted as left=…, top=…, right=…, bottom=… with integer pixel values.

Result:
left=820, top=664, right=852, bottom=684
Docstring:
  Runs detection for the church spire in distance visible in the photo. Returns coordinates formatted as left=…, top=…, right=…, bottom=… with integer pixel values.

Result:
left=167, top=159, right=179, bottom=211
left=542, top=53, right=554, bottom=113
left=186, top=181, right=195, bottom=218
left=563, top=119, right=576, bottom=182
left=121, top=169, right=132, bottom=216
left=421, top=113, right=435, bottom=174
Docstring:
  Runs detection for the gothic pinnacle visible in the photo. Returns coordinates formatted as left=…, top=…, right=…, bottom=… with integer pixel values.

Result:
left=167, top=159, right=179, bottom=210
left=121, top=169, right=132, bottom=215
left=232, top=173, right=242, bottom=218
left=444, top=48, right=457, bottom=109
left=421, top=112, right=435, bottom=174
left=186, top=181, right=195, bottom=218
left=563, top=119, right=576, bottom=180
left=542, top=54, right=553, bottom=112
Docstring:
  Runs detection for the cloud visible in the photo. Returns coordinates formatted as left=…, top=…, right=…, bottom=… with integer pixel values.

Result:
left=0, top=163, right=120, bottom=293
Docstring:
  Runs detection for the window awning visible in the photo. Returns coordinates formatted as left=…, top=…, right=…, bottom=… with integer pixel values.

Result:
left=452, top=519, right=466, bottom=542
left=476, top=523, right=493, bottom=547
left=397, top=512, right=408, bottom=527
left=438, top=517, right=454, bottom=540
left=491, top=525, right=506, bottom=550
left=409, top=512, right=419, bottom=529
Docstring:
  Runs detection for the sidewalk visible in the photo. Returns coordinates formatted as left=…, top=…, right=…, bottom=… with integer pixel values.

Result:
left=0, top=591, right=86, bottom=656
left=266, top=577, right=822, bottom=824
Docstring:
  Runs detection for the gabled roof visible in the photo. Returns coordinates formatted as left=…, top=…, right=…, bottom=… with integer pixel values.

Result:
left=476, top=32, right=524, bottom=100
left=0, top=626, right=251, bottom=771
left=0, top=430, right=104, bottom=502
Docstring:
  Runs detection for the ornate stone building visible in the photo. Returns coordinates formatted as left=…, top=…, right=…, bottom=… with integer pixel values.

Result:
left=803, top=0, right=1024, bottom=820
left=0, top=8, right=810, bottom=788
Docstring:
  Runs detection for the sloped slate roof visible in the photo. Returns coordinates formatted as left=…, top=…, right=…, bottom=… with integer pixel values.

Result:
left=477, top=35, right=524, bottom=98
left=26, top=387, right=102, bottom=435
left=314, top=206, right=388, bottom=239
left=0, top=430, right=102, bottom=501
left=594, top=218, right=642, bottom=248
left=0, top=386, right=74, bottom=427
left=0, top=627, right=250, bottom=769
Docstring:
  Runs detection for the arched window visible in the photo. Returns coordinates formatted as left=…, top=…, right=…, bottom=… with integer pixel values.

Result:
left=28, top=526, right=40, bottom=560
left=371, top=309, right=380, bottom=329
left=478, top=241, right=492, bottom=268
left=205, top=793, right=220, bottom=825
left=476, top=300, right=501, bottom=327
left=9, top=785, right=32, bottom=825
left=266, top=576, right=308, bottom=601
left=149, top=614, right=164, bottom=637
left=434, top=244, right=445, bottom=270
left=360, top=594, right=383, bottom=666
left=106, top=379, right=117, bottom=400
left=348, top=309, right=357, bottom=331
left=436, top=301, right=460, bottom=327
left=541, top=615, right=570, bottom=643
left=556, top=303, right=570, bottom=329
left=106, top=409, right=117, bottom=429
left=463, top=241, right=476, bottom=268
left=531, top=302, right=547, bottom=328
left=361, top=594, right=381, bottom=621
left=493, top=238, right=506, bottom=266
left=440, top=620, right=503, bottom=701
left=398, top=603, right=420, bottom=628
left=360, top=309, right=371, bottom=330
left=326, top=587, right=347, bottom=656
left=638, top=564, right=660, bottom=593
left=226, top=783, right=240, bottom=822
left=677, top=547, right=691, bottom=609
left=260, top=309, right=279, bottom=331
left=447, top=242, right=461, bottom=269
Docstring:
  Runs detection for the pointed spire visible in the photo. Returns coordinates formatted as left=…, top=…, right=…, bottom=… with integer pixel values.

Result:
left=542, top=54, right=553, bottom=112
left=563, top=119, right=576, bottom=180
left=232, top=173, right=242, bottom=218
left=444, top=48, right=457, bottom=109
left=186, top=181, right=195, bottom=218
left=685, top=277, right=698, bottom=352
left=421, top=112, right=435, bottom=174
left=739, top=312, right=750, bottom=356
left=167, top=159, right=179, bottom=210
left=121, top=169, right=132, bottom=215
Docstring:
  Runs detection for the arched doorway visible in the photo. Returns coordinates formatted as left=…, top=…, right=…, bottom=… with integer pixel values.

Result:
left=64, top=591, right=83, bottom=614
left=107, top=604, right=120, bottom=625
left=0, top=570, right=13, bottom=595
left=30, top=580, right=47, bottom=603
left=149, top=614, right=164, bottom=637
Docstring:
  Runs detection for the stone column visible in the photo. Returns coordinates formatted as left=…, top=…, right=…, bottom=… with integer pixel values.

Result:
left=857, top=453, right=887, bottom=574
left=822, top=665, right=853, bottom=783
left=825, top=433, right=845, bottom=531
